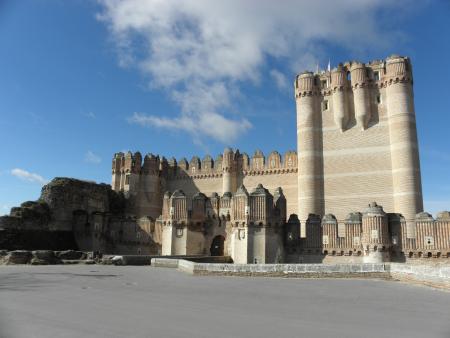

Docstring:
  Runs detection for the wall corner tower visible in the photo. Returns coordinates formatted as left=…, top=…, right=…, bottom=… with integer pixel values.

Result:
left=384, top=55, right=423, bottom=223
left=295, top=72, right=324, bottom=236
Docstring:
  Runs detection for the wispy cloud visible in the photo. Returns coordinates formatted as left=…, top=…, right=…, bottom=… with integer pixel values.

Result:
left=10, top=168, right=48, bottom=185
left=97, top=0, right=422, bottom=143
left=85, top=151, right=102, bottom=164
left=270, top=69, right=289, bottom=91
left=84, top=111, right=96, bottom=119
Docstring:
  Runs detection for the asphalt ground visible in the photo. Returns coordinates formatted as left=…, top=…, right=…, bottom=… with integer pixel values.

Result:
left=0, top=265, right=449, bottom=338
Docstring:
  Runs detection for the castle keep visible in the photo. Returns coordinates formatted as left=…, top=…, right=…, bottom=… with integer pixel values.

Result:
left=2, top=55, right=448, bottom=264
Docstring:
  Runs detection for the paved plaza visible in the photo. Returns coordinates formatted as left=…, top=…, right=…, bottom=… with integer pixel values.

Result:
left=1, top=265, right=449, bottom=338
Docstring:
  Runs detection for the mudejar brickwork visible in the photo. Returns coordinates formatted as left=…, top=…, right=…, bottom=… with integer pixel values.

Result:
left=2, top=55, right=449, bottom=264
left=108, top=55, right=449, bottom=264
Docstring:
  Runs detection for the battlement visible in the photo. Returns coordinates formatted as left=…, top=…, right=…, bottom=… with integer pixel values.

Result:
left=112, top=148, right=298, bottom=182
left=294, top=55, right=412, bottom=96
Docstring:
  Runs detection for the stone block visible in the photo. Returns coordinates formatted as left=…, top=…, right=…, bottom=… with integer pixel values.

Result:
left=7, top=250, right=32, bottom=264
left=56, top=250, right=86, bottom=260
left=31, top=250, right=61, bottom=265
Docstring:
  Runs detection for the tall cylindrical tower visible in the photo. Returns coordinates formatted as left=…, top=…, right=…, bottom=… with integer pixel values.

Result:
left=350, top=62, right=371, bottom=130
left=295, top=72, right=323, bottom=236
left=385, top=55, right=423, bottom=223
left=331, top=65, right=349, bottom=131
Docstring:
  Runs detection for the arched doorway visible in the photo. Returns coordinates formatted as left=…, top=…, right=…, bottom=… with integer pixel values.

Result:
left=210, top=235, right=225, bottom=256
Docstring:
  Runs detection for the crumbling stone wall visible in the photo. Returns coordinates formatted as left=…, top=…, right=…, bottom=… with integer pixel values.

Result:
left=0, top=177, right=160, bottom=254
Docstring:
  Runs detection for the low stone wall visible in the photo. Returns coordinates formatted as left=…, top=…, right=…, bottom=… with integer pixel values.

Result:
left=390, top=263, right=450, bottom=290
left=176, top=261, right=390, bottom=278
left=168, top=260, right=450, bottom=290
left=0, top=250, right=90, bottom=265
left=152, top=258, right=180, bottom=268
left=151, top=256, right=232, bottom=268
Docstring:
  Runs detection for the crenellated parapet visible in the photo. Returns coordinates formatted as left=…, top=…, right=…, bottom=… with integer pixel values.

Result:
left=294, top=71, right=320, bottom=97
left=384, top=55, right=413, bottom=86
left=294, top=55, right=414, bottom=131
left=117, top=148, right=298, bottom=183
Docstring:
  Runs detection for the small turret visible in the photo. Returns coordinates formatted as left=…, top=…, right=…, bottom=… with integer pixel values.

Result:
left=295, top=72, right=317, bottom=96
left=202, top=155, right=213, bottom=172
left=160, top=156, right=168, bottom=177
left=215, top=154, right=223, bottom=172
left=385, top=55, right=412, bottom=80
left=178, top=158, right=188, bottom=171
left=222, top=148, right=237, bottom=194
left=168, top=157, right=177, bottom=177
left=249, top=184, right=273, bottom=224
left=170, top=190, right=188, bottom=222
left=190, top=156, right=201, bottom=175
left=350, top=62, right=371, bottom=130
left=331, top=64, right=349, bottom=131
left=142, top=154, right=160, bottom=174
left=162, top=191, right=171, bottom=219
left=192, top=192, right=207, bottom=221
left=241, top=153, right=250, bottom=171
left=361, top=202, right=390, bottom=262
left=267, top=151, right=281, bottom=169
left=252, top=150, right=265, bottom=170
left=232, top=185, right=249, bottom=222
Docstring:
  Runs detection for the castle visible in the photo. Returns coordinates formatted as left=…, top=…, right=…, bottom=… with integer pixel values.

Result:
left=2, top=55, right=448, bottom=263
left=108, top=55, right=450, bottom=264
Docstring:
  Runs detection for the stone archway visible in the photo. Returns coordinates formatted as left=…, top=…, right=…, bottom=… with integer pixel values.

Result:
left=210, top=235, right=225, bottom=256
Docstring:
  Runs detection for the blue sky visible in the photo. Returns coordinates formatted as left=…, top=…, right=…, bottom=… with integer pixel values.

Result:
left=0, top=0, right=449, bottom=216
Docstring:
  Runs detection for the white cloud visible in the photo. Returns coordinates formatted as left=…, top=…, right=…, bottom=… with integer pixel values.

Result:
left=11, top=168, right=48, bottom=185
left=129, top=111, right=251, bottom=144
left=97, top=0, right=420, bottom=143
left=85, top=151, right=102, bottom=164
left=270, top=69, right=289, bottom=91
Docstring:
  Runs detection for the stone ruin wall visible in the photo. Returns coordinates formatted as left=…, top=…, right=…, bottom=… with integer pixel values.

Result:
left=0, top=178, right=161, bottom=255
